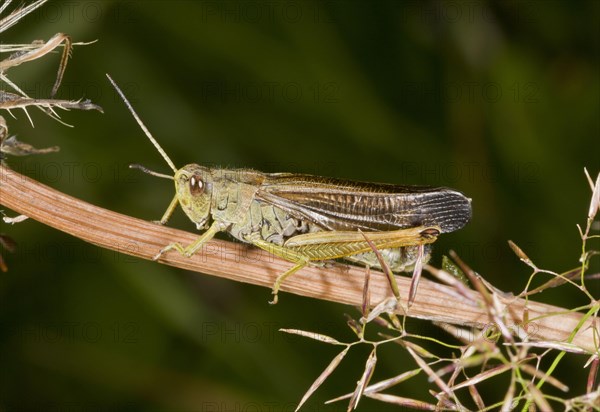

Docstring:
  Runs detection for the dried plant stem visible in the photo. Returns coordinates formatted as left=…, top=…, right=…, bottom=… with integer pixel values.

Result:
left=0, top=164, right=596, bottom=352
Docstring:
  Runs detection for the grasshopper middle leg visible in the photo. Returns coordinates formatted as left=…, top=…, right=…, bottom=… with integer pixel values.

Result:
left=243, top=234, right=311, bottom=305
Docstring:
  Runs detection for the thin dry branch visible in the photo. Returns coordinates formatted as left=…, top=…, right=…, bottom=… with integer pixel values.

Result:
left=0, top=164, right=596, bottom=352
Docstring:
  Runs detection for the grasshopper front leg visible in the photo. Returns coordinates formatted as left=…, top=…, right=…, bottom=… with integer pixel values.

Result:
left=154, top=194, right=179, bottom=225
left=154, top=220, right=225, bottom=260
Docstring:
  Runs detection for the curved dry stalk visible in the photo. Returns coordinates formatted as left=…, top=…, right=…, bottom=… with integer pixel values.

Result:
left=0, top=164, right=597, bottom=353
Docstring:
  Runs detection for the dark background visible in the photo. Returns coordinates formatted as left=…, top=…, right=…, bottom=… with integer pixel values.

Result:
left=1, top=1, right=598, bottom=411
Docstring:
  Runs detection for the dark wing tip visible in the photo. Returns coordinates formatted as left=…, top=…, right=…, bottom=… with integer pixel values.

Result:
left=421, top=189, right=472, bottom=233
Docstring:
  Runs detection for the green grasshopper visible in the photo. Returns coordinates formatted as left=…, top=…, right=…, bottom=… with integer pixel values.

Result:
left=107, top=75, right=471, bottom=304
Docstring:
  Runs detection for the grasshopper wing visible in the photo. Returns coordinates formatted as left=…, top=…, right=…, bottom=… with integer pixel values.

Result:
left=257, top=173, right=471, bottom=234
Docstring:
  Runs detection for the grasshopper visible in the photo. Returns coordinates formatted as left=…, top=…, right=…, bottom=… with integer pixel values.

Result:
left=107, top=75, right=471, bottom=304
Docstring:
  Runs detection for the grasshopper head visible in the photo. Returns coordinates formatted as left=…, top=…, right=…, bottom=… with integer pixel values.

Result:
left=175, top=164, right=213, bottom=229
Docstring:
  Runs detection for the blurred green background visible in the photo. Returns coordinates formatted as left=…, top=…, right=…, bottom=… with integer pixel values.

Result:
left=1, top=0, right=598, bottom=410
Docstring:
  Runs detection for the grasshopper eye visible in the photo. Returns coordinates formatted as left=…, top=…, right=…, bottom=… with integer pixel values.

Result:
left=189, top=175, right=204, bottom=195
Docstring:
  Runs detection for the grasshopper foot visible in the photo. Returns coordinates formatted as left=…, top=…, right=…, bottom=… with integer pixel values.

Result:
left=268, top=292, right=279, bottom=305
left=153, top=242, right=185, bottom=261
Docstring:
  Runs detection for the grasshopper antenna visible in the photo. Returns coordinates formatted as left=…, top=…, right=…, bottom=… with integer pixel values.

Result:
left=129, top=164, right=174, bottom=180
left=106, top=73, right=178, bottom=174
